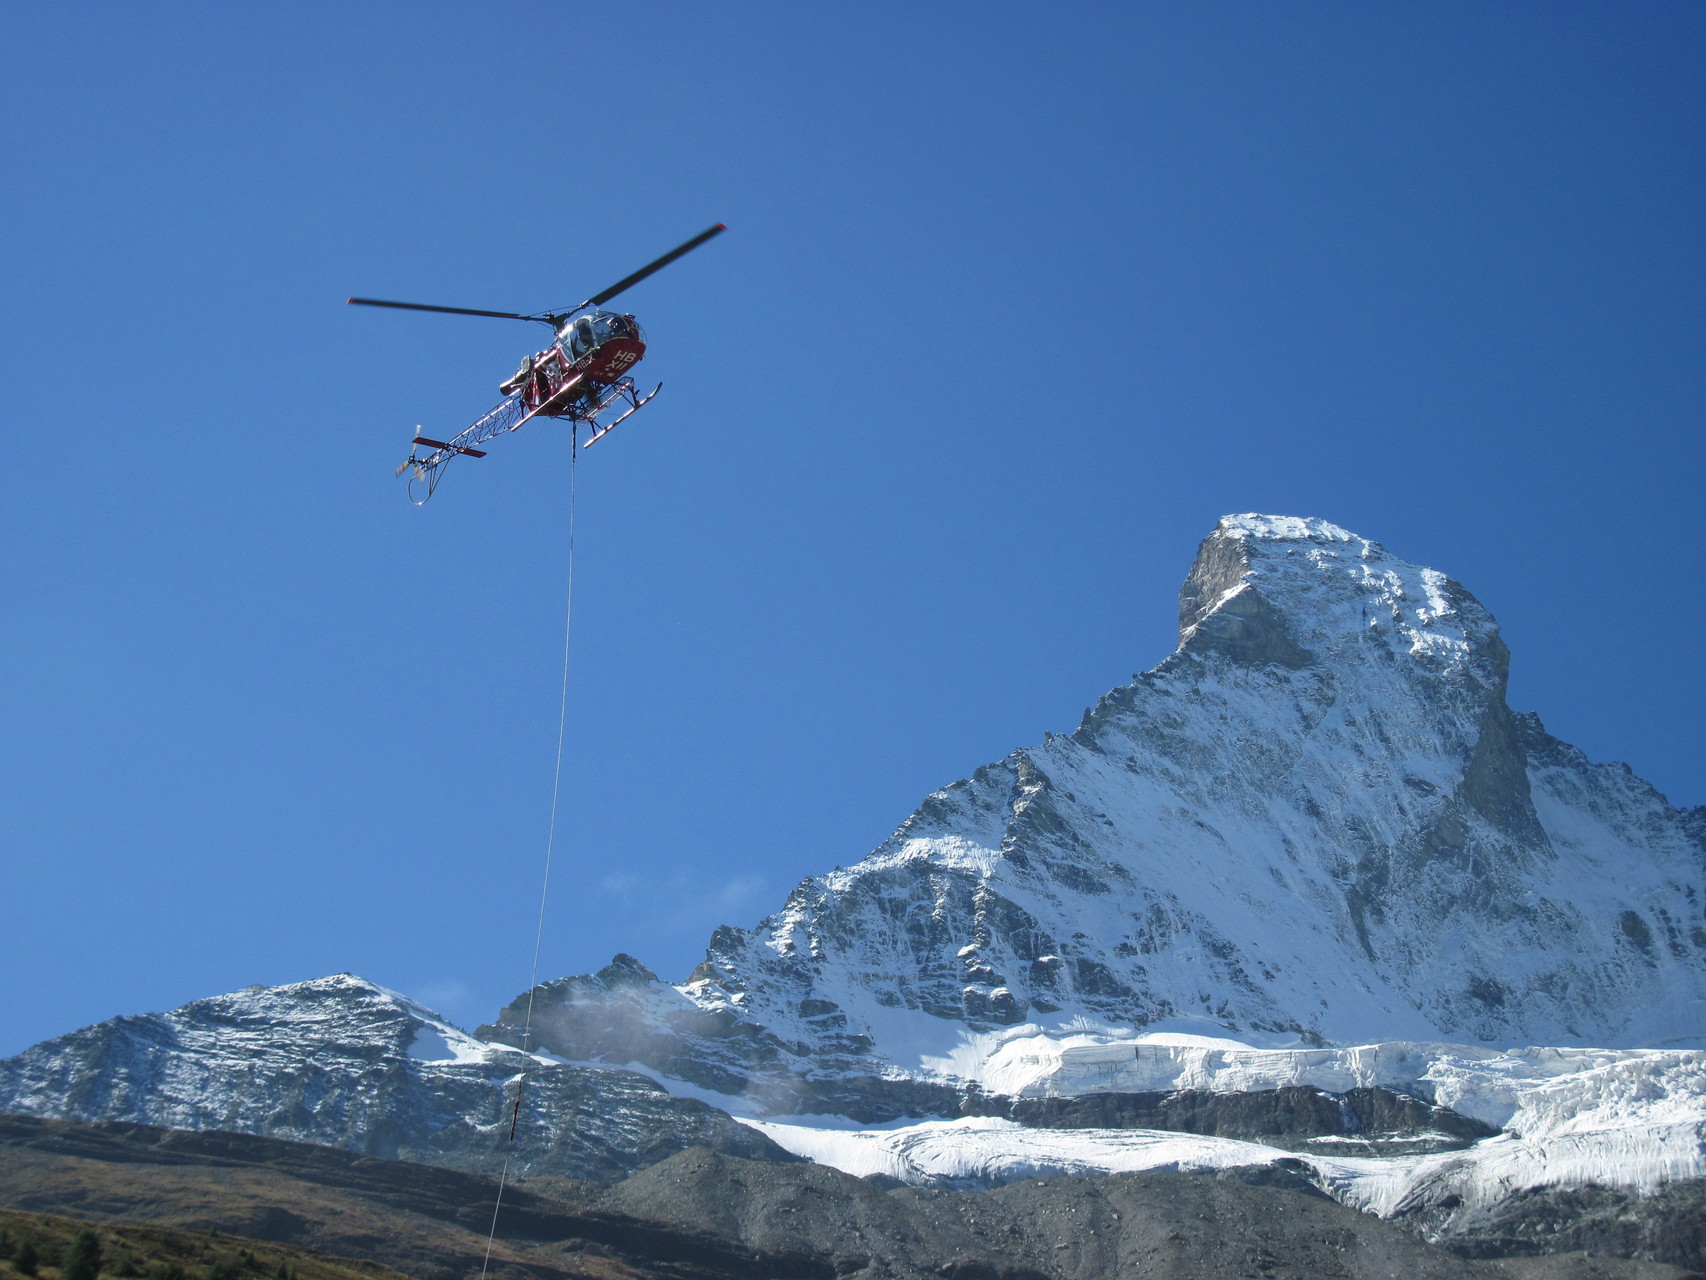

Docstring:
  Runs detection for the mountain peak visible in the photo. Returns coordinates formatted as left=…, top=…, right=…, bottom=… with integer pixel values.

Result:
left=478, top=514, right=1703, bottom=1118
left=1178, top=513, right=1505, bottom=686
left=1219, top=513, right=1363, bottom=544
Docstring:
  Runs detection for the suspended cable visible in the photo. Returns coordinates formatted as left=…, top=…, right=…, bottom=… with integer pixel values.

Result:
left=522, top=431, right=579, bottom=1053
left=479, top=431, right=579, bottom=1280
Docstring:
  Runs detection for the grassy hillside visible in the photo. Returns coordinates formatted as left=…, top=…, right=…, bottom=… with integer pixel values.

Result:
left=0, top=1208, right=415, bottom=1280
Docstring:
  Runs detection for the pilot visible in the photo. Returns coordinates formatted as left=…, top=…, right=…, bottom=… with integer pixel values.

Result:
left=571, top=316, right=597, bottom=359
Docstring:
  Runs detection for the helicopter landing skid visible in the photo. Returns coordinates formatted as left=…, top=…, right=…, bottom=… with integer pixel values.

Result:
left=581, top=381, right=661, bottom=447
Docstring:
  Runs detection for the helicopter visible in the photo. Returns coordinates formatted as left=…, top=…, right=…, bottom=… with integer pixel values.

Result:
left=349, top=223, right=725, bottom=502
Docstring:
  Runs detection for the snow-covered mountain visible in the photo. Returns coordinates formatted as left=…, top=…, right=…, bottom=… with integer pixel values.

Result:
left=486, top=515, right=1706, bottom=1112
left=0, top=974, right=786, bottom=1181
left=5, top=514, right=1703, bottom=1245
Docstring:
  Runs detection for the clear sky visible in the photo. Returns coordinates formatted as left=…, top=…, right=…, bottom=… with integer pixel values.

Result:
left=3, top=3, right=1702, bottom=1055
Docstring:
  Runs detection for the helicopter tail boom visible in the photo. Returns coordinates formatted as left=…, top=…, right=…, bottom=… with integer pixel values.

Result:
left=399, top=377, right=659, bottom=502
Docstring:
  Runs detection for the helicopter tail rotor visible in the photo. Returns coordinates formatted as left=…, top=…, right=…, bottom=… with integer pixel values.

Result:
left=395, top=430, right=429, bottom=479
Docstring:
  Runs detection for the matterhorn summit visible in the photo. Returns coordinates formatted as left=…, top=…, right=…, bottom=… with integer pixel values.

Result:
left=489, top=514, right=1706, bottom=1115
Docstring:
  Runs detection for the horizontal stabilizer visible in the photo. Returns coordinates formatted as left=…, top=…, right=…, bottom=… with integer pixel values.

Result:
left=412, top=436, right=487, bottom=458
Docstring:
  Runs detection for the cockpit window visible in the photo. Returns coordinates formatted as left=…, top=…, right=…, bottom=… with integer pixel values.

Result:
left=593, top=313, right=639, bottom=343
left=561, top=312, right=642, bottom=361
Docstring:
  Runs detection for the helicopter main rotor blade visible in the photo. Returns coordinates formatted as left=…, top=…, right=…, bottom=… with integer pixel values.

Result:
left=351, top=223, right=724, bottom=330
left=575, top=223, right=727, bottom=311
left=347, top=297, right=549, bottom=324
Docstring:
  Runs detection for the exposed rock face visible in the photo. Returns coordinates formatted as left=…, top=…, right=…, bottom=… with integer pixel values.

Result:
left=488, top=515, right=1706, bottom=1114
left=0, top=975, right=789, bottom=1182
left=1177, top=523, right=1317, bottom=669
left=1392, top=1177, right=1706, bottom=1269
left=597, top=1146, right=1492, bottom=1280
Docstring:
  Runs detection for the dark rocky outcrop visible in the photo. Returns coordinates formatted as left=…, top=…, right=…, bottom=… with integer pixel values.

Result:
left=1177, top=523, right=1317, bottom=669
left=961, top=1085, right=1496, bottom=1154
left=1395, top=1178, right=1706, bottom=1274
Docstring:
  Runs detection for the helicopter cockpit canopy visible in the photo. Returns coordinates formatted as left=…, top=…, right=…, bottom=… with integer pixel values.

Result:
left=560, top=310, right=644, bottom=361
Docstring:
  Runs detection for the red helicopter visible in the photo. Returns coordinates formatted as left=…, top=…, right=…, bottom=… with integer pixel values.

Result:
left=349, top=223, right=725, bottom=502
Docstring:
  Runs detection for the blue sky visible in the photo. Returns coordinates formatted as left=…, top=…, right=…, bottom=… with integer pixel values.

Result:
left=3, top=3, right=1702, bottom=1053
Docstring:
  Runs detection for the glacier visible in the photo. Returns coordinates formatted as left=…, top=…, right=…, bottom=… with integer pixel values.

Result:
left=737, top=1032, right=1706, bottom=1226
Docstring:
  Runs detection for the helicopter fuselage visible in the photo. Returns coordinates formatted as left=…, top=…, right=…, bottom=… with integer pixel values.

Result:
left=518, top=312, right=647, bottom=415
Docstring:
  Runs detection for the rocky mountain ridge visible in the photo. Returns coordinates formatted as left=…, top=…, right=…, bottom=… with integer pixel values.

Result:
left=0, top=974, right=786, bottom=1182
